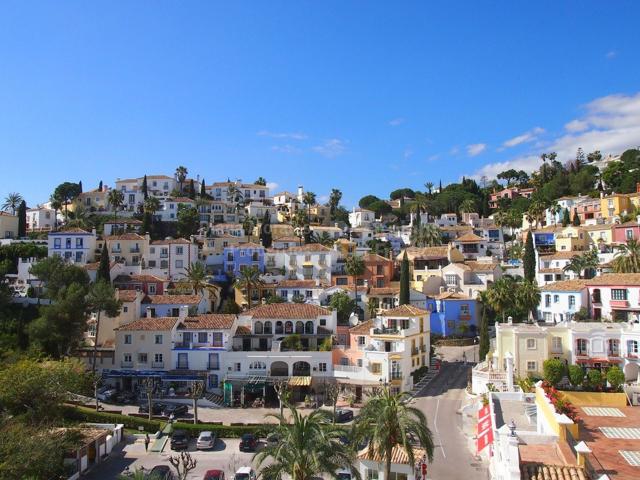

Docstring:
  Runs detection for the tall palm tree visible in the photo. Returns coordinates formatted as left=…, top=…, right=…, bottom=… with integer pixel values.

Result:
left=367, top=297, right=379, bottom=319
left=107, top=190, right=125, bottom=222
left=255, top=407, right=357, bottom=480
left=424, top=182, right=434, bottom=196
left=185, top=262, right=208, bottom=295
left=2, top=192, right=23, bottom=215
left=613, top=239, right=640, bottom=273
left=234, top=265, right=264, bottom=309
left=49, top=195, right=62, bottom=230
left=459, top=198, right=476, bottom=216
left=345, top=254, right=366, bottom=318
left=410, top=224, right=442, bottom=247
left=549, top=203, right=562, bottom=225
left=526, top=200, right=546, bottom=230
left=311, top=231, right=335, bottom=247
left=563, top=249, right=599, bottom=279
left=355, top=387, right=434, bottom=480
left=175, top=166, right=188, bottom=193
left=302, top=191, right=316, bottom=223
left=66, top=204, right=90, bottom=229
left=486, top=277, right=515, bottom=322
left=516, top=279, right=541, bottom=322
left=144, top=196, right=160, bottom=217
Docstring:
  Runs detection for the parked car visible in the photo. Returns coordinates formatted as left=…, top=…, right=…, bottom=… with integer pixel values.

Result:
left=266, top=433, right=279, bottom=446
left=239, top=433, right=258, bottom=452
left=170, top=429, right=189, bottom=450
left=147, top=465, right=173, bottom=479
left=96, top=388, right=117, bottom=402
left=163, top=403, right=189, bottom=418
left=204, top=470, right=225, bottom=480
left=334, top=409, right=354, bottom=423
left=114, top=391, right=138, bottom=404
left=336, top=469, right=352, bottom=480
left=234, top=467, right=256, bottom=480
left=196, top=431, right=216, bottom=450
left=139, top=402, right=165, bottom=415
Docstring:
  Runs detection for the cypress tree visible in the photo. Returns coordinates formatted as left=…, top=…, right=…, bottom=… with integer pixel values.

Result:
left=523, top=231, right=536, bottom=282
left=97, top=243, right=111, bottom=283
left=78, top=180, right=83, bottom=193
left=200, top=179, right=206, bottom=197
left=479, top=302, right=490, bottom=362
left=142, top=211, right=152, bottom=235
left=259, top=210, right=272, bottom=248
left=141, top=175, right=148, bottom=200
left=562, top=208, right=570, bottom=227
left=17, top=200, right=27, bottom=237
left=572, top=209, right=581, bottom=226
left=188, top=179, right=196, bottom=199
left=98, top=180, right=103, bottom=191
left=399, top=251, right=410, bottom=305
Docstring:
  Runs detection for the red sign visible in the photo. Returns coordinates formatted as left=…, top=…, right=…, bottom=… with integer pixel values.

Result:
left=477, top=416, right=492, bottom=435
left=478, top=405, right=490, bottom=420
left=476, top=403, right=493, bottom=453
left=477, top=428, right=494, bottom=453
left=421, top=463, right=427, bottom=476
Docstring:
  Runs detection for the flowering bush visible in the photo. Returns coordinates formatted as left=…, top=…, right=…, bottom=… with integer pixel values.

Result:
left=541, top=381, right=580, bottom=422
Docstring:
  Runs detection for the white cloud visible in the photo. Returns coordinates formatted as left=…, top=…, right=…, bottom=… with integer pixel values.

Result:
left=403, top=148, right=413, bottom=159
left=471, top=91, right=640, bottom=180
left=317, top=195, right=329, bottom=204
left=466, top=143, right=487, bottom=157
left=606, top=50, right=617, bottom=59
left=312, top=138, right=346, bottom=158
left=266, top=182, right=279, bottom=191
left=449, top=146, right=460, bottom=155
left=271, top=145, right=302, bottom=154
left=389, top=117, right=405, bottom=127
left=427, top=154, right=440, bottom=162
left=258, top=130, right=308, bottom=140
left=501, top=127, right=545, bottom=149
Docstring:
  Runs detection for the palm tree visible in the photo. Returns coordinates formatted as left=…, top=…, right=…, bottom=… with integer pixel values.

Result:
left=613, top=239, right=640, bottom=273
left=424, top=182, right=434, bottom=196
left=486, top=277, right=515, bottom=322
left=311, top=231, right=335, bottom=247
left=526, top=200, right=546, bottom=230
left=302, top=191, right=316, bottom=223
left=410, top=224, right=442, bottom=247
left=516, top=280, right=541, bottom=322
left=563, top=249, right=599, bottom=279
left=175, top=166, right=188, bottom=193
left=355, top=387, right=434, bottom=480
left=2, top=192, right=23, bottom=215
left=144, top=196, right=160, bottom=217
left=234, top=266, right=263, bottom=309
left=49, top=195, right=62, bottom=230
left=459, top=198, right=476, bottom=216
left=255, top=407, right=357, bottom=480
left=367, top=297, right=379, bottom=319
left=549, top=203, right=562, bottom=225
left=185, top=262, right=208, bottom=295
left=107, top=189, right=125, bottom=221
left=345, top=254, right=366, bottom=318
left=87, top=280, right=121, bottom=373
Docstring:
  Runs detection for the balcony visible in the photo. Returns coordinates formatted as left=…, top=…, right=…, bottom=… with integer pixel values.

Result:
left=176, top=363, right=189, bottom=370
left=160, top=253, right=169, bottom=259
left=611, top=300, right=630, bottom=308
left=121, top=361, right=133, bottom=368
left=111, top=248, right=121, bottom=254
left=372, top=327, right=401, bottom=336
left=411, top=347, right=420, bottom=355
left=152, top=361, right=164, bottom=369
left=130, top=247, right=141, bottom=253
left=208, top=363, right=220, bottom=370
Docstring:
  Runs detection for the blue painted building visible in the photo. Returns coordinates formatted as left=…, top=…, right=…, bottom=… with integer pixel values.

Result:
left=427, top=292, right=479, bottom=336
left=533, top=231, right=556, bottom=250
left=223, top=242, right=265, bottom=278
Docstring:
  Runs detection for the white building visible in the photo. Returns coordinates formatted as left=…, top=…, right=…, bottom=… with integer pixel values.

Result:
left=265, top=244, right=338, bottom=284
left=146, top=238, right=199, bottom=279
left=26, top=207, right=56, bottom=232
left=538, top=280, right=588, bottom=323
left=48, top=228, right=97, bottom=264
left=349, top=208, right=375, bottom=228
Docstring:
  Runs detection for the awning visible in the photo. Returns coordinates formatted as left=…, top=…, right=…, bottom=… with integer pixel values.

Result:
left=161, top=375, right=203, bottom=382
left=103, top=369, right=166, bottom=378
left=288, top=376, right=312, bottom=387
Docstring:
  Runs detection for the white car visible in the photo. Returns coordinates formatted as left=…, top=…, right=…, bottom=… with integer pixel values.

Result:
left=234, top=467, right=256, bottom=480
left=196, top=431, right=216, bottom=450
left=96, top=388, right=116, bottom=401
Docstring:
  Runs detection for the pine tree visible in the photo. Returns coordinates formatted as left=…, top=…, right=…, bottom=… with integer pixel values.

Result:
left=399, top=251, right=410, bottom=305
left=17, top=200, right=27, bottom=237
left=259, top=210, right=272, bottom=248
left=479, top=303, right=490, bottom=362
left=562, top=208, right=571, bottom=227
left=141, top=175, right=148, bottom=200
left=572, top=209, right=581, bottom=226
left=200, top=179, right=206, bottom=197
left=523, top=231, right=536, bottom=282
left=188, top=179, right=196, bottom=199
left=97, top=243, right=111, bottom=283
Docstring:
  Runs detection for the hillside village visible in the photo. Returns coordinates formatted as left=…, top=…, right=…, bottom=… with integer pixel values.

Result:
left=2, top=147, right=640, bottom=479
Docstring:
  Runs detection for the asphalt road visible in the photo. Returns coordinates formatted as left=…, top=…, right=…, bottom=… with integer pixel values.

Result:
left=411, top=361, right=488, bottom=480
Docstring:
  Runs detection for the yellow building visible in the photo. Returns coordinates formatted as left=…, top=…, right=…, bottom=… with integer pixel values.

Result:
left=555, top=226, right=588, bottom=252
left=601, top=193, right=633, bottom=218
left=105, top=233, right=149, bottom=267
left=582, top=224, right=613, bottom=248
left=0, top=212, right=19, bottom=239
left=397, top=244, right=464, bottom=292
left=74, top=187, right=110, bottom=212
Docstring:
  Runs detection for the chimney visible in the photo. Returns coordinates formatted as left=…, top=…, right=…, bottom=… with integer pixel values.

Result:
left=146, top=307, right=153, bottom=318
left=297, top=185, right=304, bottom=201
left=178, top=305, right=189, bottom=320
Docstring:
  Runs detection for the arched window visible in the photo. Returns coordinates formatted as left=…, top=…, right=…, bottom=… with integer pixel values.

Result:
left=254, top=321, right=263, bottom=334
left=275, top=321, right=283, bottom=334
left=305, top=321, right=314, bottom=334
left=295, top=321, right=304, bottom=334
left=264, top=321, right=273, bottom=334
left=285, top=321, right=293, bottom=334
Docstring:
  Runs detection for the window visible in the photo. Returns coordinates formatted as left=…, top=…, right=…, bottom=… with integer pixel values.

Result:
left=76, top=238, right=83, bottom=248
left=370, top=363, right=381, bottom=374
left=176, top=246, right=184, bottom=255
left=526, top=361, right=537, bottom=371
left=576, top=338, right=588, bottom=354
left=628, top=340, right=639, bottom=355
left=123, top=353, right=132, bottom=362
left=212, top=332, right=223, bottom=347
left=198, top=332, right=208, bottom=343
left=526, top=338, right=536, bottom=349
left=568, top=295, right=576, bottom=308
left=358, top=336, right=366, bottom=346
left=545, top=294, right=551, bottom=307
left=54, top=238, right=61, bottom=249
left=445, top=274, right=458, bottom=286
left=460, top=304, right=470, bottom=316
left=138, top=353, right=148, bottom=363
left=336, top=277, right=348, bottom=285
left=365, top=469, right=379, bottom=480
left=553, top=295, right=559, bottom=303
left=612, top=289, right=628, bottom=301
left=154, top=353, right=163, bottom=363
left=154, top=334, right=163, bottom=344
left=552, top=337, right=562, bottom=352
left=124, top=334, right=132, bottom=344
left=626, top=229, right=634, bottom=240
left=175, top=259, right=183, bottom=269
left=148, top=284, right=156, bottom=295
left=208, top=353, right=219, bottom=370
left=318, top=363, right=327, bottom=372
left=234, top=363, right=241, bottom=372
left=319, top=318, right=326, bottom=326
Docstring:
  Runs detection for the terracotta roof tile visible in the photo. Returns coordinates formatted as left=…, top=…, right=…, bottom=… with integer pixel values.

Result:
left=381, top=304, right=430, bottom=316
left=142, top=294, right=202, bottom=305
left=106, top=234, right=146, bottom=241
left=465, top=261, right=500, bottom=272
left=276, top=280, right=323, bottom=289
left=455, top=232, right=485, bottom=243
left=150, top=238, right=192, bottom=245
left=349, top=320, right=373, bottom=334
left=585, top=273, right=640, bottom=286
left=116, top=317, right=179, bottom=331
left=539, top=251, right=581, bottom=260
left=234, top=325, right=252, bottom=336
left=280, top=243, right=331, bottom=253
left=519, top=463, right=587, bottom=480
left=433, top=291, right=471, bottom=300
left=541, top=280, right=587, bottom=292
left=358, top=445, right=427, bottom=465
left=178, top=314, right=236, bottom=330
left=116, top=290, right=139, bottom=302
left=243, top=303, right=332, bottom=319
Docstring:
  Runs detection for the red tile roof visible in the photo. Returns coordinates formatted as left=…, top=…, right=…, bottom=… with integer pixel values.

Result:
left=142, top=294, right=202, bottom=305
left=116, top=317, right=179, bottom=331
left=116, top=290, right=139, bottom=302
left=150, top=238, right=192, bottom=245
left=106, top=234, right=146, bottom=241
left=349, top=320, right=373, bottom=334
left=178, top=314, right=236, bottom=330
left=276, top=280, right=322, bottom=289
left=381, top=305, right=430, bottom=316
left=243, top=303, right=332, bottom=319
left=585, top=273, right=640, bottom=286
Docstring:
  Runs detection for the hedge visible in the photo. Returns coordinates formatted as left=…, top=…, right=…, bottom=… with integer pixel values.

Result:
left=62, top=405, right=274, bottom=438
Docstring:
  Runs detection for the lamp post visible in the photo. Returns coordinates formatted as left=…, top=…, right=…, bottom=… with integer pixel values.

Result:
left=508, top=419, right=517, bottom=437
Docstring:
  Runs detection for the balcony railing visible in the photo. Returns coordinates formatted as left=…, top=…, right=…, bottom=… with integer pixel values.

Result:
left=176, top=363, right=189, bottom=370
left=130, top=247, right=141, bottom=253
left=208, top=363, right=220, bottom=370
left=373, top=327, right=401, bottom=335
left=121, top=361, right=133, bottom=368
left=111, top=248, right=121, bottom=253
left=152, top=361, right=164, bottom=369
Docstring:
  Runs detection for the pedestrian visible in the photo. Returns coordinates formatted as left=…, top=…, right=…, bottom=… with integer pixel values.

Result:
left=144, top=433, right=150, bottom=452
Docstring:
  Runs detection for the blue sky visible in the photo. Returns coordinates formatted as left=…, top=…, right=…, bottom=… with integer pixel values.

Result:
left=1, top=1, right=639, bottom=208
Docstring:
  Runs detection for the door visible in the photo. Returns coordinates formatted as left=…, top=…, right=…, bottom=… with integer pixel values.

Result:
left=243, top=338, right=251, bottom=351
left=258, top=338, right=268, bottom=351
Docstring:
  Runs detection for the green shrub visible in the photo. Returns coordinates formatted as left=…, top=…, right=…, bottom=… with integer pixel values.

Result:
left=543, top=358, right=566, bottom=387
left=606, top=366, right=625, bottom=391
left=567, top=365, right=584, bottom=388
left=587, top=369, right=605, bottom=391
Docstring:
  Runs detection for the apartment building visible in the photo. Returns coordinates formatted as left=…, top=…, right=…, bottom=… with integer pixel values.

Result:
left=265, top=244, right=337, bottom=284
left=349, top=208, right=375, bottom=228
left=146, top=238, right=198, bottom=279
left=223, top=242, right=265, bottom=277
left=398, top=244, right=464, bottom=293
left=26, top=207, right=56, bottom=232
left=48, top=228, right=97, bottom=264
left=538, top=280, right=588, bottom=323
left=105, top=234, right=148, bottom=268
left=586, top=273, right=640, bottom=322
left=332, top=252, right=394, bottom=289
left=439, top=260, right=502, bottom=298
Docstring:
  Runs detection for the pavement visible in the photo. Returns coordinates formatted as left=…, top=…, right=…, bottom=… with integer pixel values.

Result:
left=409, top=345, right=489, bottom=480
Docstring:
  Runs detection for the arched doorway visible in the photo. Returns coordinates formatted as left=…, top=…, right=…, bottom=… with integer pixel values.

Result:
left=270, top=361, right=289, bottom=376
left=292, top=361, right=311, bottom=376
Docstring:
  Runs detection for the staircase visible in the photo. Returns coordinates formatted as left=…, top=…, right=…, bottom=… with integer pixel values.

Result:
left=409, top=358, right=441, bottom=397
left=204, top=392, right=225, bottom=407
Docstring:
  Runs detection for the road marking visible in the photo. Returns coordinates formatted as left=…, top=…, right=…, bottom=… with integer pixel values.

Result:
left=433, top=398, right=446, bottom=459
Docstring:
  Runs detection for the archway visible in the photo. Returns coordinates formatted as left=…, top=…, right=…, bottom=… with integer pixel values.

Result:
left=292, top=361, right=311, bottom=376
left=270, top=361, right=289, bottom=376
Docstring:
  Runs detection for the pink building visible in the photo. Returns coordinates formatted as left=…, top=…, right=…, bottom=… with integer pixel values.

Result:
left=488, top=187, right=535, bottom=209
left=576, top=198, right=602, bottom=223
left=612, top=221, right=640, bottom=244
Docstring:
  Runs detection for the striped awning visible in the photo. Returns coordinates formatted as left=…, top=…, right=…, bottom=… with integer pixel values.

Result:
left=288, top=376, right=312, bottom=387
left=358, top=444, right=427, bottom=465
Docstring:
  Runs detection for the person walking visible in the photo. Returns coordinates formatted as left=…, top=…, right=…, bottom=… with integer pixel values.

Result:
left=144, top=433, right=150, bottom=452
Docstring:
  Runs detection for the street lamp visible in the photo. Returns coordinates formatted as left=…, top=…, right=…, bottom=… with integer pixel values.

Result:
left=508, top=419, right=517, bottom=437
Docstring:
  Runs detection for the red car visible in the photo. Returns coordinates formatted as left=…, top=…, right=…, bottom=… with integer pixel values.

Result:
left=204, top=470, right=225, bottom=480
